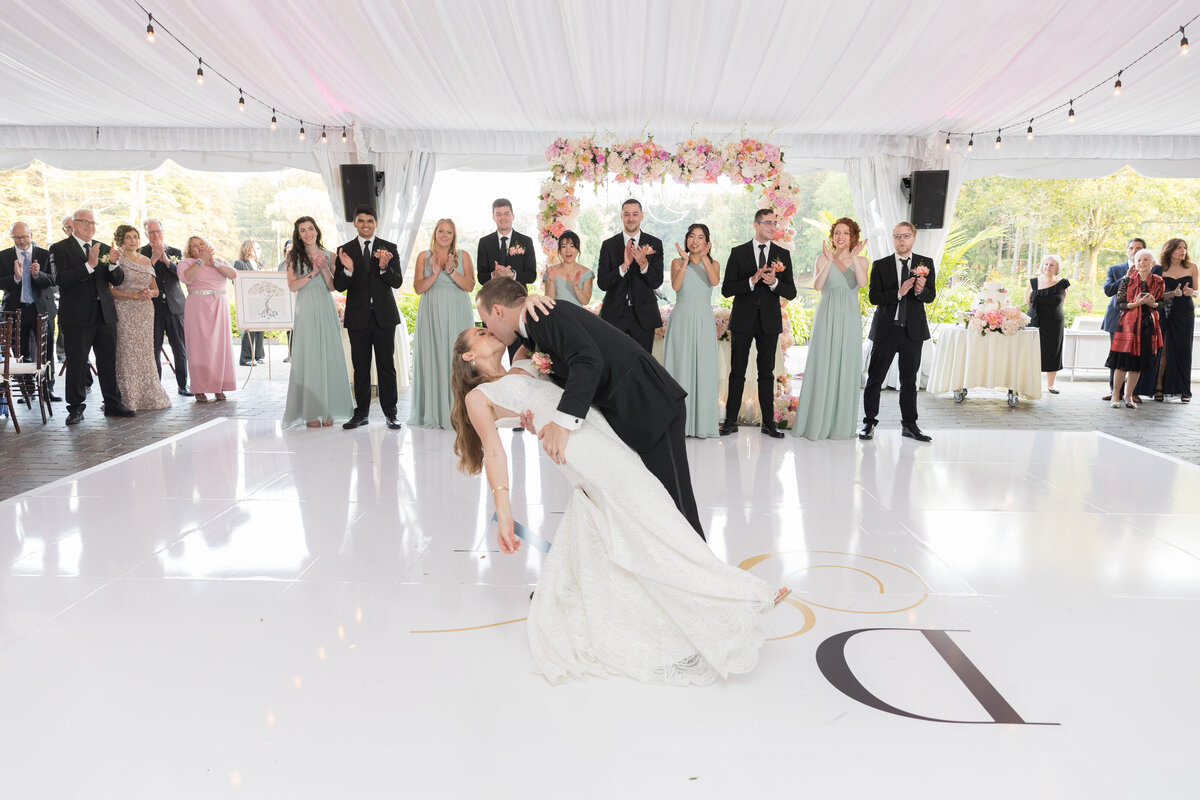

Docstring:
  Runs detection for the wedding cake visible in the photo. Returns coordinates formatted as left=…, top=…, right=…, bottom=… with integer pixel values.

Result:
left=965, top=281, right=1029, bottom=335
left=970, top=281, right=1014, bottom=312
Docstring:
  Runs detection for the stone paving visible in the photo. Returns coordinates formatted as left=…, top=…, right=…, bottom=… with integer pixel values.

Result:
left=1, top=348, right=1196, bottom=502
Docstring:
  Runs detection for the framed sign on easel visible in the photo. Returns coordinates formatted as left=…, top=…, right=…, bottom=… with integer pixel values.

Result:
left=233, top=271, right=295, bottom=384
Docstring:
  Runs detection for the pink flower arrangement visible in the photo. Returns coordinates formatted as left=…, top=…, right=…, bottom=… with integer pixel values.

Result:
left=656, top=304, right=673, bottom=339
left=669, top=137, right=725, bottom=185
left=530, top=352, right=553, bottom=375
left=714, top=307, right=731, bottom=340
left=607, top=137, right=671, bottom=184
left=333, top=293, right=346, bottom=324
left=911, top=264, right=930, bottom=278
left=772, top=374, right=797, bottom=429
left=966, top=305, right=1029, bottom=336
left=545, top=137, right=607, bottom=187
left=723, top=138, right=784, bottom=186
left=536, top=178, right=579, bottom=256
left=508, top=243, right=526, bottom=256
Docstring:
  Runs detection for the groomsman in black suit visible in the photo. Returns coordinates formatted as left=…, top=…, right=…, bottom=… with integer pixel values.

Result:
left=0, top=221, right=60, bottom=400
left=860, top=221, right=935, bottom=442
left=335, top=204, right=405, bottom=430
left=476, top=277, right=704, bottom=538
left=719, top=209, right=796, bottom=438
left=140, top=218, right=190, bottom=396
left=1100, top=237, right=1157, bottom=401
left=476, top=198, right=537, bottom=358
left=50, top=209, right=134, bottom=424
left=596, top=199, right=664, bottom=352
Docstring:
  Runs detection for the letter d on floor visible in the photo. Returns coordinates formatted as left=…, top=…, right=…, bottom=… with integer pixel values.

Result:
left=816, top=628, right=1058, bottom=725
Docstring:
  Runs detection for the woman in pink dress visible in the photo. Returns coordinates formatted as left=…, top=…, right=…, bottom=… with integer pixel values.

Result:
left=178, top=236, right=238, bottom=402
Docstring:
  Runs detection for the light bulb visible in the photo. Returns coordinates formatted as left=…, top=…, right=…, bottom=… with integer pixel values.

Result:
left=146, top=14, right=155, bottom=42
left=270, top=109, right=277, bottom=130
left=1068, top=101, right=1076, bottom=123
left=995, top=131, right=1002, bottom=149
left=299, top=123, right=306, bottom=142
left=1113, top=71, right=1122, bottom=96
left=196, top=59, right=204, bottom=85
left=944, top=135, right=951, bottom=150
left=320, top=127, right=328, bottom=143
left=341, top=127, right=348, bottom=143
left=967, top=134, right=974, bottom=152
left=1026, top=120, right=1034, bottom=140
left=238, top=92, right=245, bottom=112
left=1181, top=27, right=1189, bottom=55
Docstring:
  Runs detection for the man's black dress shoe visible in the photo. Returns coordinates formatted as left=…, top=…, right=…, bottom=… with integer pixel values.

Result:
left=901, top=423, right=932, bottom=442
left=239, top=360, right=253, bottom=366
left=858, top=422, right=875, bottom=440
left=103, top=404, right=136, bottom=417
left=178, top=387, right=193, bottom=397
left=255, top=359, right=265, bottom=365
left=719, top=420, right=738, bottom=436
left=385, top=415, right=402, bottom=430
left=65, top=410, right=84, bottom=425
left=512, top=426, right=525, bottom=433
left=760, top=424, right=785, bottom=439
left=49, top=393, right=62, bottom=402
left=342, top=415, right=368, bottom=430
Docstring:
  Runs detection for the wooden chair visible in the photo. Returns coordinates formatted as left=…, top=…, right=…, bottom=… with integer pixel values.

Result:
left=0, top=308, right=20, bottom=359
left=0, top=317, right=20, bottom=433
left=9, top=313, right=52, bottom=425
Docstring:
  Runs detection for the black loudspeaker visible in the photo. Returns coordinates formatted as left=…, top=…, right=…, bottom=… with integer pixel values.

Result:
left=909, top=170, right=949, bottom=229
left=340, top=164, right=384, bottom=222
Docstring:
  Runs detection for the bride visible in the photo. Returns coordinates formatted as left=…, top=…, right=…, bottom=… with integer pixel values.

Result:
left=450, top=326, right=788, bottom=686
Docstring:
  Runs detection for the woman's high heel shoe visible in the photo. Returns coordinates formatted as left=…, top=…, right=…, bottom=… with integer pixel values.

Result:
left=774, top=588, right=792, bottom=607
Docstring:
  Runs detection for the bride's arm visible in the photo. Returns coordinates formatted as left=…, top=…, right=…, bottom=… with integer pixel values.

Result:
left=466, top=390, right=521, bottom=554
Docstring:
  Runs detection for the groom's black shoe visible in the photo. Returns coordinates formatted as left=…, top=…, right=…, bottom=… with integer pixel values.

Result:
left=719, top=420, right=738, bottom=436
left=858, top=422, right=875, bottom=440
left=760, top=423, right=784, bottom=439
left=343, top=415, right=368, bottom=430
left=901, top=423, right=932, bottom=442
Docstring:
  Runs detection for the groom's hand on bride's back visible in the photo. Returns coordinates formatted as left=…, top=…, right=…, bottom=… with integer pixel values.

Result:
left=523, top=294, right=555, bottom=321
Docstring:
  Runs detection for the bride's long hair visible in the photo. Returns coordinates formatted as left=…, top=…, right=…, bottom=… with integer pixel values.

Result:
left=450, top=328, right=490, bottom=475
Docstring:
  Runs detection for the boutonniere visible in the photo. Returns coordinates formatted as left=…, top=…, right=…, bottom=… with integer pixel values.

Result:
left=641, top=244, right=656, bottom=256
left=530, top=352, right=553, bottom=375
left=911, top=263, right=929, bottom=278
left=508, top=243, right=526, bottom=256
left=168, top=255, right=179, bottom=265
left=770, top=258, right=787, bottom=272
left=98, top=252, right=110, bottom=266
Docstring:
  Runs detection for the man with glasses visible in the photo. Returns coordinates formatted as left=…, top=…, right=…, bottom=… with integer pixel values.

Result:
left=719, top=208, right=796, bottom=438
left=140, top=218, right=190, bottom=396
left=50, top=209, right=135, bottom=424
left=0, top=222, right=60, bottom=400
left=860, top=221, right=935, bottom=442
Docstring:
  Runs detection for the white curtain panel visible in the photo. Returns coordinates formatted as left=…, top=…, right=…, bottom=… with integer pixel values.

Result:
left=374, top=150, right=437, bottom=271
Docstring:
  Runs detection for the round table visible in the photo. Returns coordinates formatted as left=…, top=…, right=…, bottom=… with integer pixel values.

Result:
left=926, top=326, right=1042, bottom=405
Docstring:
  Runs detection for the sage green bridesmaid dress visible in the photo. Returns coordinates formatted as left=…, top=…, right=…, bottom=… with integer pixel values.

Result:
left=792, top=264, right=862, bottom=440
left=662, top=262, right=719, bottom=438
left=408, top=250, right=474, bottom=429
left=283, top=250, right=354, bottom=427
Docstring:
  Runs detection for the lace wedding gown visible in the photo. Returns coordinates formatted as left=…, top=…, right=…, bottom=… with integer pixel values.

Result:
left=476, top=369, right=777, bottom=686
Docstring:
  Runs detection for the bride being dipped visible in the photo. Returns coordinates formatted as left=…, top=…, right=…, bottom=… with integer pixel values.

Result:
left=449, top=324, right=788, bottom=686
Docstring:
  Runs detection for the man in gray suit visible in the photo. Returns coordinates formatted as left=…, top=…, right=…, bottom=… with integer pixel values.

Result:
left=140, top=219, right=190, bottom=396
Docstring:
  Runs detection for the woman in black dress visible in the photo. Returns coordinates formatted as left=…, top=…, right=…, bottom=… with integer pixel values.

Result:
left=1024, top=254, right=1070, bottom=394
left=1106, top=249, right=1164, bottom=409
left=1154, top=238, right=1197, bottom=403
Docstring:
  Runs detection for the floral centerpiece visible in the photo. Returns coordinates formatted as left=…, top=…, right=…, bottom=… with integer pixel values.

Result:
left=772, top=373, right=798, bottom=429
left=965, top=306, right=1029, bottom=336
left=607, top=137, right=671, bottom=184
left=723, top=138, right=783, bottom=186
left=669, top=137, right=725, bottom=185
left=545, top=137, right=607, bottom=188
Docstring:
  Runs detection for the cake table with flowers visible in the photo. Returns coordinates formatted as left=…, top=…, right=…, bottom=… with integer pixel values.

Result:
left=926, top=282, right=1042, bottom=405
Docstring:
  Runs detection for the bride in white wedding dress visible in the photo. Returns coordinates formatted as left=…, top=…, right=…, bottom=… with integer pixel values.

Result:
left=450, top=326, right=788, bottom=686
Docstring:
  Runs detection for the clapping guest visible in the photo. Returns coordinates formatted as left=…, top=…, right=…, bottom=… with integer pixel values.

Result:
left=793, top=218, right=868, bottom=440
left=409, top=218, right=475, bottom=429
left=1101, top=238, right=1153, bottom=401
left=0, top=222, right=55, bottom=375
left=141, top=219, right=189, bottom=396
left=1155, top=238, right=1197, bottom=403
left=283, top=217, right=353, bottom=428
left=178, top=236, right=238, bottom=402
left=662, top=224, right=720, bottom=438
left=1106, top=248, right=1164, bottom=409
left=477, top=198, right=537, bottom=361
left=1024, top=254, right=1070, bottom=394
left=542, top=231, right=594, bottom=307
left=234, top=239, right=266, bottom=365
left=108, top=224, right=171, bottom=411
left=596, top=199, right=664, bottom=352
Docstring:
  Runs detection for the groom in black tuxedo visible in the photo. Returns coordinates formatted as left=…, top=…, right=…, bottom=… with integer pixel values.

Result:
left=476, top=277, right=704, bottom=539
left=334, top=204, right=405, bottom=430
left=860, top=221, right=936, bottom=442
left=596, top=198, right=664, bottom=352
left=51, top=208, right=134, bottom=424
left=476, top=198, right=537, bottom=360
left=720, top=209, right=796, bottom=438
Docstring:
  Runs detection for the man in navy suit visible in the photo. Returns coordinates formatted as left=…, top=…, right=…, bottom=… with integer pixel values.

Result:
left=596, top=199, right=664, bottom=353
left=1100, top=237, right=1159, bottom=401
left=0, top=221, right=59, bottom=400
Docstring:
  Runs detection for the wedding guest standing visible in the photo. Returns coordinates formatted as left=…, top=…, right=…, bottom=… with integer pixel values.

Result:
left=141, top=218, right=189, bottom=396
left=476, top=198, right=537, bottom=360
left=52, top=208, right=135, bottom=425
left=234, top=239, right=266, bottom=365
left=1154, top=238, right=1197, bottom=403
left=720, top=209, right=796, bottom=438
left=1025, top=254, right=1070, bottom=395
left=108, top=224, right=170, bottom=411
left=0, top=222, right=56, bottom=390
left=283, top=217, right=353, bottom=428
left=793, top=218, right=868, bottom=440
left=663, top=224, right=719, bottom=438
left=542, top=230, right=594, bottom=307
left=1106, top=248, right=1164, bottom=409
left=860, top=221, right=935, bottom=442
left=409, top=218, right=474, bottom=429
left=334, top=204, right=404, bottom=430
left=178, top=236, right=237, bottom=403
left=1101, top=238, right=1151, bottom=401
left=597, top=199, right=664, bottom=352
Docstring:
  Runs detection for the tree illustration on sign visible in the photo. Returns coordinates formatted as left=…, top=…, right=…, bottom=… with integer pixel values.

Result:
left=248, top=279, right=283, bottom=320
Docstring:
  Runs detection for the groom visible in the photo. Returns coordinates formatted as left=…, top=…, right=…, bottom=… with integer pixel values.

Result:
left=475, top=277, right=704, bottom=539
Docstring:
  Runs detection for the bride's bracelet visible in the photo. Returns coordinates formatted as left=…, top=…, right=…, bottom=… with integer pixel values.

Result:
left=491, top=485, right=509, bottom=495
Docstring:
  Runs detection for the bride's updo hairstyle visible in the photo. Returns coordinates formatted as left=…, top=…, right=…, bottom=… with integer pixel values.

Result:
left=450, top=328, right=489, bottom=475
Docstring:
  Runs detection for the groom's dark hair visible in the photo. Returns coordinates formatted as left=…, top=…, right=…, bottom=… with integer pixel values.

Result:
left=476, top=275, right=528, bottom=311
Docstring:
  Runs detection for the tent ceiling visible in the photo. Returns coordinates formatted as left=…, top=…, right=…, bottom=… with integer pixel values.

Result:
left=2, top=0, right=1198, bottom=165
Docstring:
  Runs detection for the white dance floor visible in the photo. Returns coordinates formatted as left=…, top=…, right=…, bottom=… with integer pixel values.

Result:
left=2, top=419, right=1198, bottom=797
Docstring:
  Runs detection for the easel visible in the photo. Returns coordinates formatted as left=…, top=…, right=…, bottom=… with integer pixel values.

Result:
left=240, top=328, right=291, bottom=389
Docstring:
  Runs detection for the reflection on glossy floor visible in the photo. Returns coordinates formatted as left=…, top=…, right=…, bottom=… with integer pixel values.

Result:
left=2, top=419, right=1198, bottom=797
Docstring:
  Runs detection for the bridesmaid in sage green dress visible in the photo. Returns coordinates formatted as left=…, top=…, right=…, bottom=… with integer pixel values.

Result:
left=663, top=224, right=721, bottom=438
left=793, top=218, right=868, bottom=440
left=542, top=230, right=594, bottom=307
left=283, top=216, right=353, bottom=428
left=409, top=218, right=475, bottom=429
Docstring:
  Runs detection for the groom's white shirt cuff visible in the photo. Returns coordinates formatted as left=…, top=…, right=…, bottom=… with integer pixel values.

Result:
left=518, top=315, right=582, bottom=431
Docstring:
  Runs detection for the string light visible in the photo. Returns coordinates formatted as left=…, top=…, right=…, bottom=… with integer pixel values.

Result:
left=270, top=108, right=277, bottom=130
left=342, top=127, right=348, bottom=143
left=1113, top=70, right=1122, bottom=96
left=994, top=129, right=1002, bottom=149
left=195, top=58, right=204, bottom=85
left=320, top=126, right=328, bottom=143
left=299, top=122, right=306, bottom=142
left=967, top=133, right=974, bottom=152
left=1182, top=26, right=1190, bottom=55
left=145, top=13, right=155, bottom=42
left=237, top=90, right=245, bottom=112
left=1067, top=99, right=1076, bottom=123
left=1026, top=119, right=1034, bottom=140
